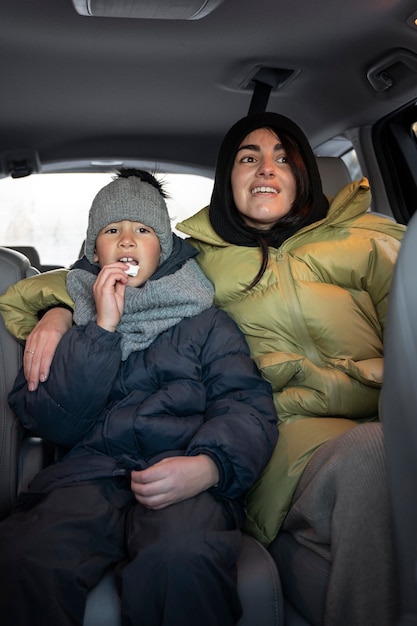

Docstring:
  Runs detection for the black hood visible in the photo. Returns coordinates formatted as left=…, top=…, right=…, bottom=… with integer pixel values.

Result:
left=209, top=112, right=329, bottom=247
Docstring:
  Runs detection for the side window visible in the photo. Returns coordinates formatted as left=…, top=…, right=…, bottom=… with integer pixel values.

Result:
left=0, top=172, right=213, bottom=269
left=373, top=100, right=417, bottom=224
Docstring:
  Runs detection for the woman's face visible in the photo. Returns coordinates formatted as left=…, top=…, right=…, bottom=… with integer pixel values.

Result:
left=231, top=127, right=296, bottom=230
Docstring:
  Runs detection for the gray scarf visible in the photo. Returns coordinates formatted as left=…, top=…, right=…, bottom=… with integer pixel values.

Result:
left=66, top=258, right=214, bottom=360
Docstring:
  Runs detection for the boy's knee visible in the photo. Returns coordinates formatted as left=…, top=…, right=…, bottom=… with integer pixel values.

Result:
left=139, top=529, right=239, bottom=579
left=0, top=514, right=63, bottom=574
left=130, top=531, right=228, bottom=578
left=0, top=529, right=39, bottom=579
left=144, top=533, right=208, bottom=566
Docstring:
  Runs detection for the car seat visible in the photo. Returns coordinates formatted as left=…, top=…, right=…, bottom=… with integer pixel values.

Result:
left=381, top=211, right=417, bottom=626
left=5, top=245, right=63, bottom=272
left=316, top=156, right=352, bottom=198
left=0, top=245, right=289, bottom=626
left=0, top=246, right=41, bottom=519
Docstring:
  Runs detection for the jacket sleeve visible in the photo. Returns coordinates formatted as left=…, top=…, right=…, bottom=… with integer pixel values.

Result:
left=0, top=269, right=72, bottom=340
left=8, top=321, right=122, bottom=447
left=186, top=309, right=278, bottom=500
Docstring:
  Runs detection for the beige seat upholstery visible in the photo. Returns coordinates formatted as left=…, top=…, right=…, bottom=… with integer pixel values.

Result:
left=316, top=156, right=352, bottom=198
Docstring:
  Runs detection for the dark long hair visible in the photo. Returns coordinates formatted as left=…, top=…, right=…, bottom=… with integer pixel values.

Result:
left=209, top=112, right=329, bottom=288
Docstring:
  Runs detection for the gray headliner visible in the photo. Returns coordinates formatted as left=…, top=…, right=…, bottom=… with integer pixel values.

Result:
left=1, top=0, right=417, bottom=173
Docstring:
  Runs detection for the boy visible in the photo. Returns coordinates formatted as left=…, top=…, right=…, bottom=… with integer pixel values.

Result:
left=0, top=170, right=278, bottom=626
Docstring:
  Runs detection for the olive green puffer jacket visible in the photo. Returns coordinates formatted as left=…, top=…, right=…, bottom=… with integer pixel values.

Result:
left=176, top=178, right=405, bottom=544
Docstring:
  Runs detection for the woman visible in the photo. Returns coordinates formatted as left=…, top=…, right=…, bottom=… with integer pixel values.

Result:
left=176, top=112, right=405, bottom=626
left=0, top=113, right=405, bottom=625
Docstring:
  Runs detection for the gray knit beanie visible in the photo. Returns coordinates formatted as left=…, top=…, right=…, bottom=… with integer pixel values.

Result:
left=84, top=175, right=173, bottom=265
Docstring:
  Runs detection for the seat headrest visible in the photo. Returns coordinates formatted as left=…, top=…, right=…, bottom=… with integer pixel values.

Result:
left=0, top=247, right=39, bottom=295
left=6, top=246, right=41, bottom=269
left=316, top=156, right=352, bottom=199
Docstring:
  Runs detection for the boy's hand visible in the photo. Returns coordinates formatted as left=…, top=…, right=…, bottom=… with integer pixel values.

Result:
left=94, top=263, right=129, bottom=332
left=130, top=455, right=220, bottom=509
left=24, top=307, right=73, bottom=391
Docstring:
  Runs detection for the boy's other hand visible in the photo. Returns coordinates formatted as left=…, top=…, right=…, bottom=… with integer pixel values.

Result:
left=130, top=455, right=220, bottom=509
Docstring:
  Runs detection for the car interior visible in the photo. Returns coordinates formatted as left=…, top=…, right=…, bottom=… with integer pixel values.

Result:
left=1, top=1, right=417, bottom=624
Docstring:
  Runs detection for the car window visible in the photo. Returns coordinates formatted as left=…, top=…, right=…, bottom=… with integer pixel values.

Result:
left=340, top=148, right=362, bottom=182
left=0, top=172, right=214, bottom=268
left=373, top=104, right=417, bottom=223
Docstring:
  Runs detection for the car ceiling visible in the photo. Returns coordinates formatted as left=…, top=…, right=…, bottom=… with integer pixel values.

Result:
left=1, top=0, right=417, bottom=175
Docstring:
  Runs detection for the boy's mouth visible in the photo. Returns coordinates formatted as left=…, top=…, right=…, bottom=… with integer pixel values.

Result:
left=119, top=256, right=138, bottom=264
left=119, top=257, right=140, bottom=276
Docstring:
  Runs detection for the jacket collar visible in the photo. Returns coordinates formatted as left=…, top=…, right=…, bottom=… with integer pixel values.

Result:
left=176, top=178, right=372, bottom=248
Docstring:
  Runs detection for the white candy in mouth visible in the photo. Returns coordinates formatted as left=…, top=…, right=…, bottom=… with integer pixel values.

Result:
left=125, top=263, right=139, bottom=277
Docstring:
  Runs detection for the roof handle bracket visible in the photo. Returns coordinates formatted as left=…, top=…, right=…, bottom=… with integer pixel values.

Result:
left=246, top=66, right=299, bottom=114
left=1, top=150, right=40, bottom=178
left=367, top=48, right=417, bottom=92
left=248, top=80, right=273, bottom=115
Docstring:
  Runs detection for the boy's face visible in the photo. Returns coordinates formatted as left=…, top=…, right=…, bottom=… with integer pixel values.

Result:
left=94, top=220, right=161, bottom=286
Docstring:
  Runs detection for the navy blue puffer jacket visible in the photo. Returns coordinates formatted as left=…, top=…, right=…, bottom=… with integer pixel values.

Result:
left=9, top=306, right=277, bottom=500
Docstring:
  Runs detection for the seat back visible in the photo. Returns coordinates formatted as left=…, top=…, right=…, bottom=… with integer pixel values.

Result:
left=5, top=246, right=63, bottom=273
left=0, top=247, right=39, bottom=519
left=5, top=246, right=42, bottom=271
left=381, top=211, right=417, bottom=623
left=315, top=156, right=352, bottom=199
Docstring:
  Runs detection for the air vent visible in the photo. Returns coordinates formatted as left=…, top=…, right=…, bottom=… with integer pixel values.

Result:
left=71, top=0, right=226, bottom=20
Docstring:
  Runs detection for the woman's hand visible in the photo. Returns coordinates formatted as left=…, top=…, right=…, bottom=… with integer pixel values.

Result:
left=24, top=307, right=73, bottom=391
left=93, top=263, right=129, bottom=332
left=130, top=455, right=220, bottom=510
